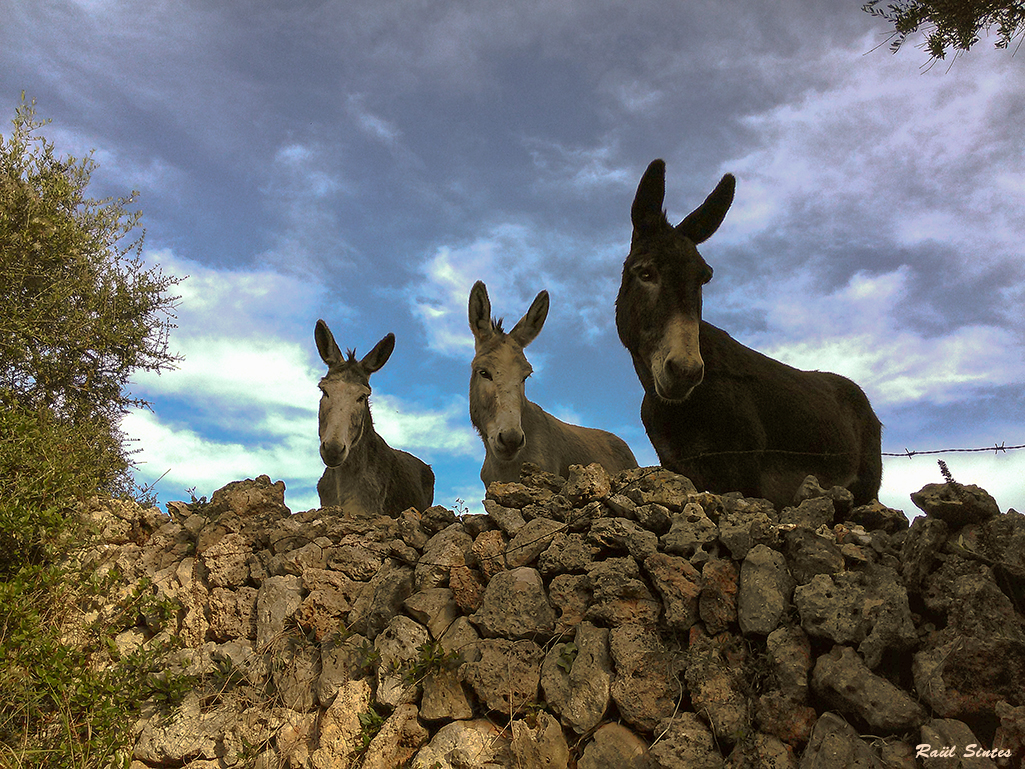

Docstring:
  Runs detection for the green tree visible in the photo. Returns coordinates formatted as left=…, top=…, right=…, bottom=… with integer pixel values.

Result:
left=863, top=0, right=1025, bottom=60
left=0, top=95, right=182, bottom=509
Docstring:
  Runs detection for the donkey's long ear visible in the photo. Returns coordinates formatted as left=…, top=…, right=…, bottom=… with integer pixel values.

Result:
left=676, top=173, right=735, bottom=245
left=468, top=281, right=495, bottom=343
left=510, top=290, right=549, bottom=348
left=361, top=333, right=395, bottom=374
left=315, top=319, right=343, bottom=366
left=631, top=159, right=667, bottom=232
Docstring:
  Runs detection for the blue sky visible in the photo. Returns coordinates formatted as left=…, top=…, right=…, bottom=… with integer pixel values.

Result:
left=3, top=0, right=1023, bottom=515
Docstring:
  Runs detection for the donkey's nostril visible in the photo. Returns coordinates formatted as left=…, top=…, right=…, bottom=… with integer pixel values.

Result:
left=665, top=356, right=702, bottom=386
left=496, top=430, right=525, bottom=453
left=321, top=443, right=346, bottom=467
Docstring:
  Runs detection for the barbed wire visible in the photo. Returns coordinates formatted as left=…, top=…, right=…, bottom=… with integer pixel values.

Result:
left=673, top=441, right=1025, bottom=463
left=882, top=442, right=1025, bottom=458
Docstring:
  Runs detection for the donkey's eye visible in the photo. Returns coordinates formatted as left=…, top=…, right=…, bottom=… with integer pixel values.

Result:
left=477, top=369, right=493, bottom=381
left=357, top=394, right=368, bottom=403
left=634, top=265, right=657, bottom=283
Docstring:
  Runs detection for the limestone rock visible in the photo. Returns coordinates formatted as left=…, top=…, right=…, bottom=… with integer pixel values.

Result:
left=420, top=616, right=479, bottom=722
left=699, top=557, right=739, bottom=634
left=411, top=719, right=512, bottom=769
left=310, top=679, right=371, bottom=768
left=537, top=532, right=595, bottom=576
left=620, top=467, right=697, bottom=510
left=548, top=573, right=592, bottom=633
left=255, top=574, right=303, bottom=649
left=201, top=531, right=252, bottom=588
left=404, top=587, right=458, bottom=639
left=206, top=475, right=290, bottom=519
left=685, top=628, right=750, bottom=745
left=361, top=703, right=429, bottom=769
left=726, top=732, right=797, bottom=769
left=375, top=614, right=430, bottom=708
left=901, top=515, right=949, bottom=592
left=590, top=517, right=659, bottom=560
left=510, top=711, right=569, bottom=769
left=486, top=481, right=542, bottom=509
left=448, top=564, right=486, bottom=614
left=643, top=552, right=701, bottom=631
left=563, top=462, right=612, bottom=505
left=738, top=544, right=794, bottom=636
left=912, top=482, right=1001, bottom=527
left=459, top=638, right=544, bottom=716
left=661, top=502, right=720, bottom=565
left=483, top=498, right=527, bottom=536
left=794, top=566, right=917, bottom=669
left=782, top=527, right=843, bottom=585
left=269, top=634, right=321, bottom=711
left=585, top=556, right=661, bottom=627
left=577, top=723, right=652, bottom=769
left=470, top=566, right=556, bottom=639
left=415, top=524, right=473, bottom=591
left=918, top=719, right=999, bottom=769
left=845, top=501, right=910, bottom=534
left=609, top=624, right=680, bottom=732
left=346, top=558, right=414, bottom=639
left=811, top=646, right=926, bottom=733
left=799, top=711, right=886, bottom=769
left=780, top=497, right=835, bottom=529
left=471, top=529, right=507, bottom=578
left=505, top=516, right=565, bottom=568
left=765, top=626, right=813, bottom=701
left=648, top=712, right=725, bottom=769
left=540, top=621, right=611, bottom=734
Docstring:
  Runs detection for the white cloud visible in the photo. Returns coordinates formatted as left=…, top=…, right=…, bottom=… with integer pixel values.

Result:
left=410, top=224, right=547, bottom=357
left=125, top=407, right=322, bottom=513
left=745, top=267, right=1025, bottom=407
left=346, top=94, right=403, bottom=147
left=526, top=139, right=632, bottom=192
left=372, top=394, right=478, bottom=456
left=133, top=335, right=320, bottom=412
left=728, top=34, right=1025, bottom=267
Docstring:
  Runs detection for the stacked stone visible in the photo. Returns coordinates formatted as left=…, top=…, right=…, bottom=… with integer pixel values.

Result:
left=75, top=467, right=1025, bottom=768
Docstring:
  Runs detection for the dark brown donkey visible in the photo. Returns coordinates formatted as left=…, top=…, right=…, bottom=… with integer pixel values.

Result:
left=615, top=160, right=882, bottom=509
left=469, top=280, right=638, bottom=486
left=315, top=320, right=435, bottom=515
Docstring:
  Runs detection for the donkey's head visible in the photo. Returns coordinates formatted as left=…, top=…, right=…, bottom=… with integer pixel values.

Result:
left=616, top=159, right=735, bottom=402
left=467, top=280, right=549, bottom=463
left=315, top=319, right=394, bottom=468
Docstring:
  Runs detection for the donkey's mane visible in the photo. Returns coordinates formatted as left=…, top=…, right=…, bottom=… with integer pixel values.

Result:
left=325, top=349, right=363, bottom=376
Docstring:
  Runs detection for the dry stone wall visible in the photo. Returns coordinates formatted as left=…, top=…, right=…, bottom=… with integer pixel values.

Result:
left=74, top=466, right=1025, bottom=768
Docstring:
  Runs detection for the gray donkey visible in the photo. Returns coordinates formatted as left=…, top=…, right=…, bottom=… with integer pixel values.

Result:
left=315, top=320, right=434, bottom=515
left=468, top=281, right=638, bottom=486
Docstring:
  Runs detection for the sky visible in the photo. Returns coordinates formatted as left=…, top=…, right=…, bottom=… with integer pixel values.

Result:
left=3, top=0, right=1023, bottom=517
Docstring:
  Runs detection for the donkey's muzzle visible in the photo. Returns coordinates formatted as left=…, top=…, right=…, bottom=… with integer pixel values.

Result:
left=653, top=356, right=704, bottom=402
left=493, top=429, right=526, bottom=460
left=320, top=442, right=349, bottom=468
